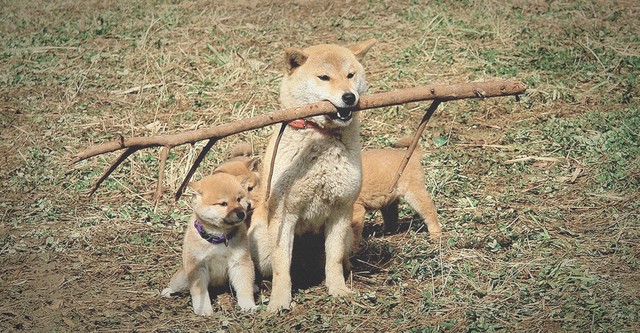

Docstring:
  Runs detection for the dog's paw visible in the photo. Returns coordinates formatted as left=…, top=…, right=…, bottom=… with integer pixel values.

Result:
left=328, top=284, right=351, bottom=297
left=193, top=304, right=214, bottom=317
left=266, top=295, right=292, bottom=313
left=238, top=300, right=259, bottom=312
left=160, top=288, right=173, bottom=298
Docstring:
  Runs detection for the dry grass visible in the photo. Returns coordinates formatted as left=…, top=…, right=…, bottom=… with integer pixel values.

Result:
left=1, top=0, right=639, bottom=332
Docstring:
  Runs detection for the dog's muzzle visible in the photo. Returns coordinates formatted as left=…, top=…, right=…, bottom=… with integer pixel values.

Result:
left=224, top=209, right=246, bottom=225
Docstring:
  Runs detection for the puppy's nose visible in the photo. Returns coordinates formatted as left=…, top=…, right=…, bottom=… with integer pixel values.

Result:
left=236, top=211, right=246, bottom=221
left=342, top=93, right=356, bottom=106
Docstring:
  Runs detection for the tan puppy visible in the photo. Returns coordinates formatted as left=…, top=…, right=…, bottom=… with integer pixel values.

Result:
left=213, top=143, right=261, bottom=219
left=352, top=138, right=441, bottom=249
left=249, top=39, right=376, bottom=312
left=162, top=173, right=257, bottom=315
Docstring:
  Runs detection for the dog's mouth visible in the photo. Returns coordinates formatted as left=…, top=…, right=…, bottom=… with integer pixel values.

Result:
left=329, top=108, right=353, bottom=122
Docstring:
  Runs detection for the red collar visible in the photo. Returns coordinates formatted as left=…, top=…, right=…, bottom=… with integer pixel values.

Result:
left=288, top=119, right=323, bottom=131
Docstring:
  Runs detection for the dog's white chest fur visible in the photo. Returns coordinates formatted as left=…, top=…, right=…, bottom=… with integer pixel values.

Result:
left=269, top=126, right=362, bottom=233
left=185, top=230, right=233, bottom=285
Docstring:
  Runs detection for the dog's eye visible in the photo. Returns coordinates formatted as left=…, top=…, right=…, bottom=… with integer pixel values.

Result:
left=237, top=197, right=242, bottom=202
left=318, top=75, right=330, bottom=81
left=219, top=202, right=228, bottom=207
left=247, top=186, right=254, bottom=192
left=347, top=72, right=355, bottom=79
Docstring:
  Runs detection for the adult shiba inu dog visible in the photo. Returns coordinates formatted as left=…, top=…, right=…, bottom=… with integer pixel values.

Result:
left=162, top=173, right=257, bottom=315
left=248, top=39, right=376, bottom=312
left=352, top=137, right=441, bottom=250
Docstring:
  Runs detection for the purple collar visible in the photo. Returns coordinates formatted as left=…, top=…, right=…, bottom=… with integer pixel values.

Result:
left=193, top=220, right=236, bottom=246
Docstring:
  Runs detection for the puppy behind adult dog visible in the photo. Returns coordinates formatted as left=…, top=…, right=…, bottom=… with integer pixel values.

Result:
left=214, top=143, right=261, bottom=218
left=162, top=173, right=257, bottom=315
left=352, top=137, right=441, bottom=249
left=248, top=39, right=376, bottom=312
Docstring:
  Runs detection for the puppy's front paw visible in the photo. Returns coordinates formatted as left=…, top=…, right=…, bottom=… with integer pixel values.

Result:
left=161, top=288, right=173, bottom=298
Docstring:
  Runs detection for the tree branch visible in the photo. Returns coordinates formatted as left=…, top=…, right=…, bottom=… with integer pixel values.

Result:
left=70, top=80, right=526, bottom=198
left=71, top=80, right=525, bottom=164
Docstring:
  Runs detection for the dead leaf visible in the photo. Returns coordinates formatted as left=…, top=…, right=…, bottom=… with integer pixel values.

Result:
left=62, top=317, right=76, bottom=328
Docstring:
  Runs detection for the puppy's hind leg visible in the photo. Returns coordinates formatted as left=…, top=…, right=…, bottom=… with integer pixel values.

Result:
left=161, top=267, right=189, bottom=297
left=380, top=200, right=399, bottom=234
left=351, top=203, right=366, bottom=251
left=404, top=186, right=442, bottom=236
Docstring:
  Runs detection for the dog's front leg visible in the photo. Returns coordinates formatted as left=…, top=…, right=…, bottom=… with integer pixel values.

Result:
left=189, top=267, right=214, bottom=316
left=267, top=213, right=296, bottom=312
left=228, top=250, right=258, bottom=311
left=325, top=211, right=353, bottom=297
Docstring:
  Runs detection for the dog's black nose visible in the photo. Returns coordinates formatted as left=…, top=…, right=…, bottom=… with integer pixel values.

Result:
left=236, top=211, right=246, bottom=221
left=342, top=93, right=356, bottom=106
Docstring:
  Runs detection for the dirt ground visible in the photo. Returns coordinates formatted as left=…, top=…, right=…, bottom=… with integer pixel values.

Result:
left=1, top=0, right=639, bottom=332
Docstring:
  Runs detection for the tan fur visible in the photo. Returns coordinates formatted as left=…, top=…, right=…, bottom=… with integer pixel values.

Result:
left=161, top=173, right=257, bottom=315
left=213, top=144, right=261, bottom=215
left=248, top=40, right=376, bottom=312
left=352, top=138, right=441, bottom=250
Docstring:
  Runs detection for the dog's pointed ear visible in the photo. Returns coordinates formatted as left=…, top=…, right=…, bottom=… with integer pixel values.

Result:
left=237, top=175, right=249, bottom=187
left=246, top=157, right=261, bottom=172
left=349, top=39, right=376, bottom=60
left=187, top=181, right=202, bottom=197
left=285, top=47, right=308, bottom=74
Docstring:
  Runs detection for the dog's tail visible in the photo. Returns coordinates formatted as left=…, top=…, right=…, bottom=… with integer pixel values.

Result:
left=391, top=136, right=413, bottom=148
left=391, top=136, right=425, bottom=153
left=228, top=142, right=254, bottom=159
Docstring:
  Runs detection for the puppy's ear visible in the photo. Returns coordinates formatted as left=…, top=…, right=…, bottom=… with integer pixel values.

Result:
left=285, top=47, right=308, bottom=74
left=187, top=181, right=202, bottom=198
left=349, top=39, right=376, bottom=60
left=246, top=157, right=261, bottom=173
left=237, top=176, right=249, bottom=187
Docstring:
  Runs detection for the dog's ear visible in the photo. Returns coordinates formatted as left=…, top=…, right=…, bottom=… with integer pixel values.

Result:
left=187, top=181, right=202, bottom=198
left=237, top=175, right=249, bottom=187
left=245, top=157, right=261, bottom=172
left=284, top=47, right=308, bottom=74
left=349, top=39, right=376, bottom=60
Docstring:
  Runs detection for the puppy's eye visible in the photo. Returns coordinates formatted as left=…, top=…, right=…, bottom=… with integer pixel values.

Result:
left=219, top=202, right=228, bottom=207
left=247, top=186, right=254, bottom=192
left=237, top=197, right=242, bottom=202
left=318, top=75, right=330, bottom=81
left=347, top=72, right=355, bottom=79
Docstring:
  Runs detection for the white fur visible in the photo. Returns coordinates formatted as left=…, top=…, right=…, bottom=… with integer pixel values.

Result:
left=248, top=40, right=375, bottom=312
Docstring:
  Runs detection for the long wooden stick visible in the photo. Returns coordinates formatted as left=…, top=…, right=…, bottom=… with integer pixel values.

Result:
left=71, top=80, right=526, bottom=197
left=71, top=81, right=525, bottom=164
